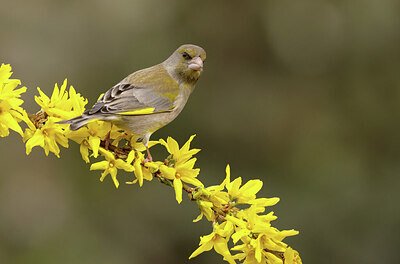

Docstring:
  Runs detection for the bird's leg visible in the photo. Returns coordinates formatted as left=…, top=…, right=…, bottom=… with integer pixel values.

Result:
left=104, top=124, right=113, bottom=150
left=142, top=133, right=152, bottom=163
left=143, top=146, right=153, bottom=163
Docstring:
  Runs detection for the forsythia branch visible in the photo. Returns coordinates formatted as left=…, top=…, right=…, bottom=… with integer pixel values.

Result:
left=0, top=63, right=302, bottom=264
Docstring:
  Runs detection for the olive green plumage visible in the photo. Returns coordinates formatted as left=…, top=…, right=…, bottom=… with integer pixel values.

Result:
left=59, top=44, right=206, bottom=146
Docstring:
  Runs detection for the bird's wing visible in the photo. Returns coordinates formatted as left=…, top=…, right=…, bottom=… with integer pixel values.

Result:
left=86, top=65, right=179, bottom=116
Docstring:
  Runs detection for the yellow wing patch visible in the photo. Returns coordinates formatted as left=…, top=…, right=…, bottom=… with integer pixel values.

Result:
left=97, top=93, right=105, bottom=101
left=119, top=107, right=155, bottom=115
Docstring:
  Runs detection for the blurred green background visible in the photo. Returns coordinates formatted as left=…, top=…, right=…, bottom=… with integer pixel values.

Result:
left=1, top=0, right=400, bottom=263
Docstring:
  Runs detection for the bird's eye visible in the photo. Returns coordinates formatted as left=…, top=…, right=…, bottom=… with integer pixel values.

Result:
left=182, top=52, right=191, bottom=60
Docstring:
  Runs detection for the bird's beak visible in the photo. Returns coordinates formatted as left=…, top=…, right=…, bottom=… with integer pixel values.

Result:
left=188, top=56, right=203, bottom=71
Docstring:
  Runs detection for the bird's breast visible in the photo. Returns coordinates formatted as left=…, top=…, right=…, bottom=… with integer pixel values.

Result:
left=171, top=85, right=192, bottom=116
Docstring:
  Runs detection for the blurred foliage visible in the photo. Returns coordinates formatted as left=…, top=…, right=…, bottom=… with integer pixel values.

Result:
left=1, top=0, right=400, bottom=263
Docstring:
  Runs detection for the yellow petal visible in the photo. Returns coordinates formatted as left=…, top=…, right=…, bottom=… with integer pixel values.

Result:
left=100, top=170, right=109, bottom=182
left=178, top=167, right=200, bottom=178
left=59, top=79, right=68, bottom=98
left=167, top=136, right=180, bottom=154
left=192, top=212, right=203, bottom=223
left=80, top=144, right=90, bottom=163
left=110, top=167, right=119, bottom=188
left=189, top=239, right=214, bottom=259
left=180, top=176, right=203, bottom=187
left=173, top=178, right=183, bottom=204
left=133, top=159, right=144, bottom=187
left=239, top=179, right=263, bottom=197
left=90, top=160, right=109, bottom=171
left=142, top=168, right=153, bottom=181
left=213, top=236, right=236, bottom=264
left=126, top=150, right=136, bottom=164
left=224, top=164, right=231, bottom=185
left=88, top=136, right=101, bottom=158
left=50, top=83, right=60, bottom=103
left=181, top=134, right=196, bottom=153
left=227, top=177, right=242, bottom=198
left=279, top=229, right=300, bottom=238
left=116, top=159, right=135, bottom=172
left=126, top=179, right=138, bottom=185
left=249, top=197, right=280, bottom=207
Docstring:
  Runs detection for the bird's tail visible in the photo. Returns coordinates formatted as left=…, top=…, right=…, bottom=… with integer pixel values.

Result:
left=57, top=115, right=95, bottom=131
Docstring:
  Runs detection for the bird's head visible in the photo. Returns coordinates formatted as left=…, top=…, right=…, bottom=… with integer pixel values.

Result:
left=164, top=44, right=206, bottom=84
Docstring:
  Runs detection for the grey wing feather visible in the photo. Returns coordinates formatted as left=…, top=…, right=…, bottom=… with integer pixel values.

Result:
left=132, top=87, right=174, bottom=111
left=87, top=83, right=173, bottom=115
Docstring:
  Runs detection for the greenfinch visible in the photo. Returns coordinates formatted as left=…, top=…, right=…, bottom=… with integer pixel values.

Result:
left=59, top=44, right=206, bottom=160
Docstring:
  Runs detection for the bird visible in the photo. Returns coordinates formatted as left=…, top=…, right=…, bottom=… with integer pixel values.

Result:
left=59, top=44, right=206, bottom=161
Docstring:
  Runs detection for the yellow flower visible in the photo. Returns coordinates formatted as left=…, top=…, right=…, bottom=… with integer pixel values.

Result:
left=22, top=78, right=90, bottom=157
left=226, top=177, right=264, bottom=204
left=228, top=205, right=299, bottom=264
left=35, top=79, right=87, bottom=120
left=159, top=134, right=200, bottom=165
left=25, top=117, right=69, bottom=157
left=0, top=64, right=27, bottom=137
left=211, top=165, right=266, bottom=205
left=90, top=148, right=134, bottom=188
left=67, top=120, right=111, bottom=161
left=189, top=221, right=236, bottom=264
left=159, top=157, right=203, bottom=204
